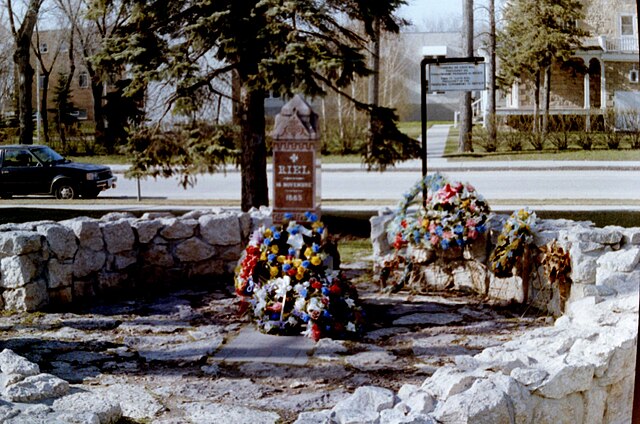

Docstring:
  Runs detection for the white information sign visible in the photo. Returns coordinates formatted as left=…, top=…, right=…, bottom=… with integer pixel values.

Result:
left=428, top=62, right=486, bottom=92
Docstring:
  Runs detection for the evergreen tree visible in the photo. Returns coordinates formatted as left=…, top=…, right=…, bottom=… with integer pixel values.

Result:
left=94, top=0, right=417, bottom=211
left=497, top=0, right=588, bottom=133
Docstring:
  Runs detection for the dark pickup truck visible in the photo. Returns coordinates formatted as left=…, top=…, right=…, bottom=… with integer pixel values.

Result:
left=0, top=145, right=117, bottom=199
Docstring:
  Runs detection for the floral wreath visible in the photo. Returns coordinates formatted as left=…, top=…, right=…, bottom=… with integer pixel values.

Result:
left=388, top=172, right=491, bottom=253
left=235, top=212, right=364, bottom=341
left=488, top=208, right=537, bottom=278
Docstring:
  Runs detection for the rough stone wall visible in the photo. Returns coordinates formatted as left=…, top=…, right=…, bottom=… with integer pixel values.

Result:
left=582, top=0, right=636, bottom=38
left=312, top=212, right=640, bottom=424
left=0, top=208, right=271, bottom=312
left=372, top=211, right=640, bottom=316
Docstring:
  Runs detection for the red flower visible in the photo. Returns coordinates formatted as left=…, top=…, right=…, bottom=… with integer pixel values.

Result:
left=287, top=268, right=297, bottom=276
left=329, top=284, right=341, bottom=295
left=311, top=323, right=322, bottom=341
left=311, top=280, right=322, bottom=289
left=400, top=220, right=407, bottom=228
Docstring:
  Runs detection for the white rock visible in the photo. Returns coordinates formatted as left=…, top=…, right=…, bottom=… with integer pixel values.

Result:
left=62, top=218, right=104, bottom=251
left=596, top=248, right=640, bottom=273
left=0, top=349, right=39, bottom=376
left=379, top=406, right=437, bottom=424
left=199, top=213, right=242, bottom=246
left=433, top=377, right=514, bottom=424
left=3, top=280, right=48, bottom=312
left=404, top=390, right=436, bottom=414
left=345, top=350, right=396, bottom=371
left=330, top=386, right=395, bottom=424
left=159, top=218, right=197, bottom=240
left=0, top=231, right=42, bottom=256
left=73, top=248, right=106, bottom=278
left=294, top=410, right=332, bottom=424
left=182, top=402, right=280, bottom=424
left=89, top=384, right=163, bottom=420
left=510, top=367, right=548, bottom=389
left=131, top=219, right=163, bottom=244
left=4, top=373, right=69, bottom=402
left=422, top=367, right=486, bottom=399
left=0, top=255, right=38, bottom=288
left=53, top=391, right=122, bottom=424
left=38, top=224, right=77, bottom=260
left=47, top=259, right=73, bottom=289
left=530, top=392, right=585, bottom=423
left=175, top=238, right=216, bottom=262
left=101, top=220, right=135, bottom=254
left=535, top=357, right=594, bottom=399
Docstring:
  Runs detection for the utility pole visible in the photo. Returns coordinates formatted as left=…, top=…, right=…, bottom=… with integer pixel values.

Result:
left=458, top=0, right=474, bottom=152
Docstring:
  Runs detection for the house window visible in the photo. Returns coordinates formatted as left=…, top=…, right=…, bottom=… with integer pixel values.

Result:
left=38, top=75, right=45, bottom=90
left=39, top=43, right=48, bottom=53
left=630, top=69, right=639, bottom=83
left=78, top=72, right=89, bottom=88
left=621, top=15, right=635, bottom=36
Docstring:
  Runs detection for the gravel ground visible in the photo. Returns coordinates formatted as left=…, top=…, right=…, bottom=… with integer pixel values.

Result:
left=0, top=261, right=550, bottom=423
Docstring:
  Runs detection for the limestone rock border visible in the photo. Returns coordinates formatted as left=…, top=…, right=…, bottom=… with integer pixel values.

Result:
left=0, top=207, right=272, bottom=312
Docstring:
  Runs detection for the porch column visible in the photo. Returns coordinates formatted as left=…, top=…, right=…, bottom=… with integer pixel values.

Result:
left=600, top=65, right=607, bottom=109
left=511, top=81, right=520, bottom=108
left=584, top=70, right=591, bottom=131
left=583, top=71, right=590, bottom=109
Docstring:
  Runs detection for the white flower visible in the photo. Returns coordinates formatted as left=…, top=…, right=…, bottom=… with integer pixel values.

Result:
left=287, top=316, right=298, bottom=326
left=274, top=276, right=291, bottom=298
left=344, top=298, right=355, bottom=308
left=287, top=233, right=304, bottom=250
left=346, top=322, right=356, bottom=332
left=263, top=321, right=273, bottom=332
left=294, top=297, right=306, bottom=312
left=307, top=297, right=324, bottom=313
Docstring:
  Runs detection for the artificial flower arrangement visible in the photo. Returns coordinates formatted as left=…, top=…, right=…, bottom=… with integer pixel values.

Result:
left=235, top=212, right=364, bottom=341
left=488, top=208, right=537, bottom=278
left=388, top=172, right=491, bottom=253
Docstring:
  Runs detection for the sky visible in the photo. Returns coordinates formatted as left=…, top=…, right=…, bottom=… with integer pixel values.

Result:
left=397, top=0, right=463, bottom=28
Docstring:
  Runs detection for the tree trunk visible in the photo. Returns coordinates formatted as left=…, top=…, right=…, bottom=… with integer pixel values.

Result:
left=458, top=0, right=474, bottom=152
left=487, top=0, right=497, bottom=145
left=11, top=0, right=43, bottom=145
left=542, top=65, right=551, bottom=134
left=532, top=70, right=541, bottom=134
left=89, top=70, right=106, bottom=151
left=239, top=86, right=269, bottom=211
left=367, top=17, right=381, bottom=161
left=40, top=72, right=50, bottom=144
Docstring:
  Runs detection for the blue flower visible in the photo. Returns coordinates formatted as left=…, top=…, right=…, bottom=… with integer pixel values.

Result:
left=283, top=263, right=292, bottom=271
left=321, top=287, right=330, bottom=296
left=301, top=313, right=310, bottom=322
left=302, top=260, right=311, bottom=268
left=288, top=247, right=296, bottom=256
left=268, top=254, right=276, bottom=262
left=441, top=239, right=450, bottom=250
left=284, top=212, right=294, bottom=219
left=477, top=224, right=487, bottom=233
left=299, top=288, right=308, bottom=297
left=456, top=238, right=464, bottom=246
left=263, top=238, right=271, bottom=246
left=312, top=243, right=320, bottom=253
left=290, top=227, right=299, bottom=235
left=270, top=313, right=280, bottom=320
left=413, top=230, right=421, bottom=240
left=435, top=225, right=444, bottom=236
left=454, top=225, right=464, bottom=235
left=270, top=225, right=277, bottom=233
left=273, top=231, right=281, bottom=240
left=322, top=310, right=331, bottom=318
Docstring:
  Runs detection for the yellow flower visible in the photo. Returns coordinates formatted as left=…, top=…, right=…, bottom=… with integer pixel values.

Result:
left=304, top=247, right=313, bottom=258
left=296, top=272, right=304, bottom=280
left=270, top=266, right=279, bottom=278
left=260, top=252, right=267, bottom=261
left=311, top=256, right=322, bottom=266
left=293, top=259, right=302, bottom=268
left=271, top=245, right=279, bottom=254
left=422, top=219, right=429, bottom=228
left=277, top=255, right=286, bottom=263
left=264, top=228, right=272, bottom=238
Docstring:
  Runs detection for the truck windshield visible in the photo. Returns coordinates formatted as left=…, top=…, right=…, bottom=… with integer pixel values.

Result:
left=31, top=146, right=65, bottom=165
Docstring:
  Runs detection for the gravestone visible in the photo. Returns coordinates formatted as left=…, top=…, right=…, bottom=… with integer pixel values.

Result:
left=271, top=95, right=321, bottom=224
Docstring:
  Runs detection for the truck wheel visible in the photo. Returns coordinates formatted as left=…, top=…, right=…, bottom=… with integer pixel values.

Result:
left=55, top=183, right=76, bottom=200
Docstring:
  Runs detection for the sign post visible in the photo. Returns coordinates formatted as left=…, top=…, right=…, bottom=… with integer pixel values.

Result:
left=420, top=56, right=486, bottom=202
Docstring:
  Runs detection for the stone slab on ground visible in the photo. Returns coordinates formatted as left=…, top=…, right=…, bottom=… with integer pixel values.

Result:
left=214, top=326, right=314, bottom=366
